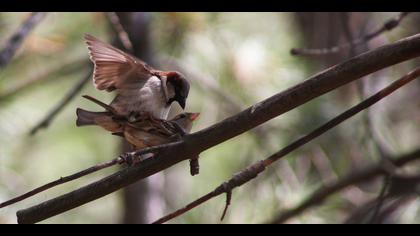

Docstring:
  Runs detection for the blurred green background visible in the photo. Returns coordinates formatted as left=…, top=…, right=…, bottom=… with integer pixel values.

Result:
left=0, top=12, right=419, bottom=224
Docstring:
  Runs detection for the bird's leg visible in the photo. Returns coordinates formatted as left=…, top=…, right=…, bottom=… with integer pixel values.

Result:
left=119, top=144, right=139, bottom=166
left=130, top=154, right=149, bottom=165
left=119, top=152, right=134, bottom=166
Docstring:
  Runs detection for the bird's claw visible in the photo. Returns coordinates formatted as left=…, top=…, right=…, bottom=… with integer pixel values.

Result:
left=119, top=152, right=135, bottom=166
left=119, top=152, right=145, bottom=166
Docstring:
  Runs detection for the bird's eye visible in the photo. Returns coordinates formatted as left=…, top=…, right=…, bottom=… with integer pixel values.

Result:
left=180, top=114, right=186, bottom=118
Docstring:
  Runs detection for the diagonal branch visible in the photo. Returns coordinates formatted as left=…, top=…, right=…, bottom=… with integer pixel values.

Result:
left=15, top=33, right=420, bottom=224
left=152, top=66, right=420, bottom=224
left=0, top=12, right=47, bottom=69
left=291, top=12, right=411, bottom=56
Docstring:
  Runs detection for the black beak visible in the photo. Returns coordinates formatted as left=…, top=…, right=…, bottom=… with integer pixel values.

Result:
left=177, top=96, right=186, bottom=109
left=168, top=95, right=186, bottom=109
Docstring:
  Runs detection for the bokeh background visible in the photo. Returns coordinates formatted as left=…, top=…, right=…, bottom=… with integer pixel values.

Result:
left=0, top=12, right=419, bottom=224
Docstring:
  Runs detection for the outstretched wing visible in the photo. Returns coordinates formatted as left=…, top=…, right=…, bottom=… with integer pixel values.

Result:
left=85, top=34, right=155, bottom=92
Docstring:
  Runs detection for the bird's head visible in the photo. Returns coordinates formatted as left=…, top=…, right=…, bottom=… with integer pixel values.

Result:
left=165, top=71, right=190, bottom=109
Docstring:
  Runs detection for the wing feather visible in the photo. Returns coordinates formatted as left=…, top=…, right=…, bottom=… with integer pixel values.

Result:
left=84, top=34, right=154, bottom=92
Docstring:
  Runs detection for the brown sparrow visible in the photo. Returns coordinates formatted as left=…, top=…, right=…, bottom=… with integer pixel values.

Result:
left=84, top=34, right=190, bottom=119
left=76, top=95, right=199, bottom=150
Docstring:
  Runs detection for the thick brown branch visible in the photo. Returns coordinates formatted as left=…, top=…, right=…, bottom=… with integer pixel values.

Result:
left=291, top=12, right=410, bottom=56
left=0, top=12, right=47, bottom=69
left=270, top=149, right=420, bottom=224
left=15, top=33, right=420, bottom=224
left=152, top=66, right=420, bottom=224
left=29, top=70, right=92, bottom=135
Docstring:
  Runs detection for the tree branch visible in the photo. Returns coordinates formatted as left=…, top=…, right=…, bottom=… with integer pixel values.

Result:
left=152, top=66, right=420, bottom=224
left=29, top=70, right=92, bottom=135
left=0, top=12, right=47, bottom=69
left=15, top=33, right=420, bottom=223
left=291, top=12, right=410, bottom=56
left=0, top=141, right=174, bottom=209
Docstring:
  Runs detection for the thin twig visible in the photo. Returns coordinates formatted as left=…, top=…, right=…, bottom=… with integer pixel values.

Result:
left=106, top=12, right=133, bottom=53
left=291, top=12, right=410, bottom=56
left=152, top=67, right=420, bottom=224
left=220, top=187, right=232, bottom=221
left=152, top=161, right=266, bottom=224
left=0, top=12, right=47, bottom=69
left=0, top=157, right=124, bottom=209
left=29, top=70, right=92, bottom=135
left=15, top=34, right=420, bottom=224
left=264, top=66, right=420, bottom=165
left=342, top=13, right=396, bottom=169
left=0, top=140, right=177, bottom=208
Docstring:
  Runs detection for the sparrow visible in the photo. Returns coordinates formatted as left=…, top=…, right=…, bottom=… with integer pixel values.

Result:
left=76, top=95, right=199, bottom=150
left=84, top=34, right=190, bottom=120
left=77, top=95, right=201, bottom=175
left=122, top=112, right=199, bottom=150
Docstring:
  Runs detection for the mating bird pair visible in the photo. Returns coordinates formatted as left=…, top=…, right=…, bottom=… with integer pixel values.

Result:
left=76, top=34, right=199, bottom=164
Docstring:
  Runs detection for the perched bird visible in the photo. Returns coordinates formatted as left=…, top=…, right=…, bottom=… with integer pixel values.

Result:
left=76, top=95, right=199, bottom=150
left=77, top=95, right=201, bottom=174
left=122, top=112, right=199, bottom=150
left=84, top=34, right=190, bottom=120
